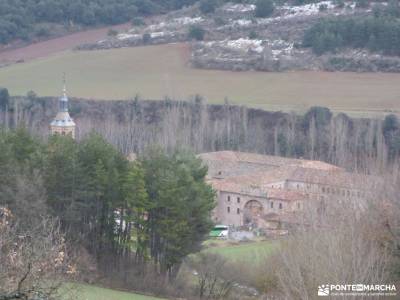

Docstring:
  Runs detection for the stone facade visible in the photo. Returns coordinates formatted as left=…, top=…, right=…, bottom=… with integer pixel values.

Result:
left=199, top=151, right=378, bottom=228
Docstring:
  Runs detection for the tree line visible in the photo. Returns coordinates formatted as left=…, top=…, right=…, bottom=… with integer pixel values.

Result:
left=2, top=93, right=400, bottom=174
left=0, top=0, right=200, bottom=44
left=0, top=127, right=215, bottom=296
left=303, top=1, right=400, bottom=55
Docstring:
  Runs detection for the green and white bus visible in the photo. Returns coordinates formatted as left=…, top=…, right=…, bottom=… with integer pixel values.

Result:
left=209, top=225, right=229, bottom=238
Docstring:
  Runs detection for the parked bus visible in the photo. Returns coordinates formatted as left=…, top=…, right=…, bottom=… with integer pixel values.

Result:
left=209, top=225, right=229, bottom=238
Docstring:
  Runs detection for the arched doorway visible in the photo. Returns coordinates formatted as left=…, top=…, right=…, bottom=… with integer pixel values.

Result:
left=243, top=200, right=264, bottom=226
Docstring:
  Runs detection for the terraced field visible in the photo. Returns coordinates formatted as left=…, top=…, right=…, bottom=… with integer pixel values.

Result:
left=1, top=43, right=400, bottom=116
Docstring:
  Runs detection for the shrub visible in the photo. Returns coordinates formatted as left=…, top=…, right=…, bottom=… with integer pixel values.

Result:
left=188, top=25, right=205, bottom=41
left=199, top=0, right=217, bottom=14
left=107, top=28, right=118, bottom=36
left=132, top=17, right=145, bottom=26
left=142, top=33, right=151, bottom=44
left=334, top=0, right=345, bottom=8
left=255, top=0, right=275, bottom=18
left=187, top=253, right=236, bottom=299
left=356, top=0, right=369, bottom=8
left=0, top=87, right=9, bottom=111
left=319, top=4, right=328, bottom=11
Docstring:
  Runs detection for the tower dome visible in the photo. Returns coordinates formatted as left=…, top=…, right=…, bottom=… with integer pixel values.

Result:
left=50, top=79, right=76, bottom=138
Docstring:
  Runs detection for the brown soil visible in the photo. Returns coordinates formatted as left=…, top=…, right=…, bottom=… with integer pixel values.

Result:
left=0, top=23, right=131, bottom=65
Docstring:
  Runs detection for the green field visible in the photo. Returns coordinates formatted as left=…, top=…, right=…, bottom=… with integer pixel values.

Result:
left=64, top=242, right=275, bottom=299
left=1, top=43, right=400, bottom=116
left=204, top=240, right=277, bottom=264
left=65, top=284, right=164, bottom=300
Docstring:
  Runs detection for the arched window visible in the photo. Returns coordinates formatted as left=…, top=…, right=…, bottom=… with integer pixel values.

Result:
left=237, top=208, right=240, bottom=214
left=227, top=196, right=230, bottom=202
left=227, top=206, right=230, bottom=213
left=279, top=203, right=283, bottom=209
left=237, top=197, right=240, bottom=203
left=270, top=201, right=274, bottom=209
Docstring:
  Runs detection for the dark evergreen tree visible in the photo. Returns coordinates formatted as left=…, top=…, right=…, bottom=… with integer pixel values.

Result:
left=255, top=0, right=275, bottom=18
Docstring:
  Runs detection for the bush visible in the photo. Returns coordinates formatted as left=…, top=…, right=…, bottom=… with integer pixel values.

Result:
left=187, top=253, right=236, bottom=299
left=35, top=25, right=51, bottom=37
left=188, top=25, right=205, bottom=41
left=334, top=0, right=345, bottom=8
left=255, top=0, right=275, bottom=18
left=249, top=30, right=258, bottom=39
left=107, top=28, right=118, bottom=36
left=0, top=87, right=9, bottom=111
left=142, top=33, right=151, bottom=44
left=356, top=0, right=369, bottom=8
left=26, top=90, right=37, bottom=100
left=132, top=17, right=145, bottom=26
left=319, top=4, right=328, bottom=11
left=199, top=0, right=217, bottom=14
left=383, top=114, right=399, bottom=136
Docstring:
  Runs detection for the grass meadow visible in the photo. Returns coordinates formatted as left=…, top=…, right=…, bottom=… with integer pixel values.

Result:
left=1, top=43, right=400, bottom=116
left=64, top=284, right=165, bottom=300
left=204, top=239, right=277, bottom=265
left=63, top=240, right=275, bottom=299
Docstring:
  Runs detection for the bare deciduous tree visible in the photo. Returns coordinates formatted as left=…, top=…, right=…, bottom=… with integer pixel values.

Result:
left=0, top=207, right=76, bottom=300
left=273, top=187, right=395, bottom=300
left=187, top=252, right=237, bottom=299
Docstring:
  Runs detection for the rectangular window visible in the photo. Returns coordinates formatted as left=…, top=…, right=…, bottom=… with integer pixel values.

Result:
left=237, top=197, right=240, bottom=203
left=237, top=208, right=240, bottom=214
left=227, top=206, right=230, bottom=213
left=227, top=196, right=230, bottom=202
left=270, top=201, right=274, bottom=209
left=279, top=203, right=283, bottom=209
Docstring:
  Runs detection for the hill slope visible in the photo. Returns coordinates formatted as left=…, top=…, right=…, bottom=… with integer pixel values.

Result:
left=1, top=43, right=400, bottom=116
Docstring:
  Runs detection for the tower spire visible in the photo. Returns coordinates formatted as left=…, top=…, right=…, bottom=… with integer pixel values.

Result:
left=50, top=74, right=76, bottom=138
left=63, top=72, right=67, bottom=97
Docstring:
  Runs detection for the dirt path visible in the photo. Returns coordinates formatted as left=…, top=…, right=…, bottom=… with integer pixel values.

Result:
left=0, top=23, right=131, bottom=64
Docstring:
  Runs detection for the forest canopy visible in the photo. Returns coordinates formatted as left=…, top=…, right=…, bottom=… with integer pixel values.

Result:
left=0, top=128, right=215, bottom=281
left=303, top=2, right=400, bottom=56
left=0, top=0, right=199, bottom=44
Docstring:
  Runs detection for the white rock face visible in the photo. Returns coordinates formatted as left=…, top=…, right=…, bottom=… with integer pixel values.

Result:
left=147, top=16, right=203, bottom=31
left=199, top=38, right=294, bottom=60
left=150, top=32, right=165, bottom=38
left=203, top=38, right=264, bottom=53
left=117, top=33, right=140, bottom=40
left=173, top=16, right=204, bottom=25
left=281, top=1, right=336, bottom=18
left=232, top=19, right=253, bottom=27
left=226, top=38, right=264, bottom=53
left=223, top=3, right=256, bottom=13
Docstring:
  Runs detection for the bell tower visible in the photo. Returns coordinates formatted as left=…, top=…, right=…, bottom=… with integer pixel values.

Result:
left=50, top=75, right=76, bottom=138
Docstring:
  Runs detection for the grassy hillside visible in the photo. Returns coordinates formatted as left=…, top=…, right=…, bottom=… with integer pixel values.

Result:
left=1, top=43, right=400, bottom=116
left=66, top=284, right=165, bottom=300
left=204, top=240, right=277, bottom=264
